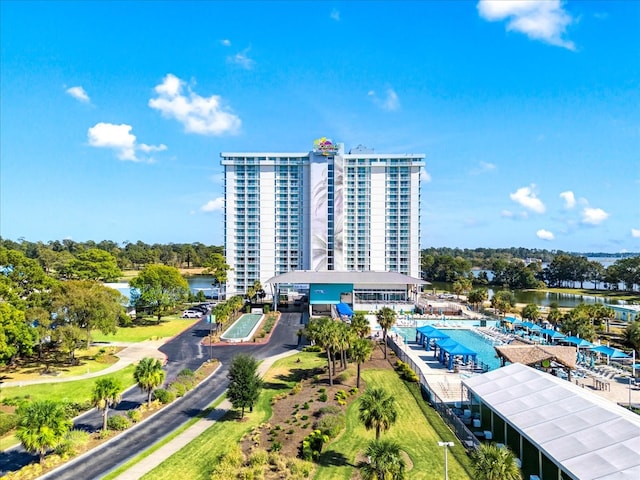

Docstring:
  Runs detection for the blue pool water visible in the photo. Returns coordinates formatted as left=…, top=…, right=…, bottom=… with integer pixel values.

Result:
left=393, top=327, right=502, bottom=371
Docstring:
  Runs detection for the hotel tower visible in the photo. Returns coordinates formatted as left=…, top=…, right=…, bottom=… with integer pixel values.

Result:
left=221, top=138, right=425, bottom=296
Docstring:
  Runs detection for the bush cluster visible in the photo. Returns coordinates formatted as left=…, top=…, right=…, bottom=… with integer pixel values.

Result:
left=107, top=414, right=131, bottom=431
left=299, top=429, right=329, bottom=461
left=0, top=412, right=19, bottom=436
left=395, top=360, right=419, bottom=382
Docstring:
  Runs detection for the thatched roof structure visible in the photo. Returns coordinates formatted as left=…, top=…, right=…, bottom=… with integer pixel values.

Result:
left=494, top=345, right=577, bottom=370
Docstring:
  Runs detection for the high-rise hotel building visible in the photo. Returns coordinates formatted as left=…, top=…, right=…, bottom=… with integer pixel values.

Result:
left=221, top=139, right=425, bottom=296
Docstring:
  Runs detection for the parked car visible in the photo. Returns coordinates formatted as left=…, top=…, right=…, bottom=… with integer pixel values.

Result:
left=182, top=310, right=202, bottom=318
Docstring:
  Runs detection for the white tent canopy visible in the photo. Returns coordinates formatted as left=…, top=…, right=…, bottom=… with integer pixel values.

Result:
left=463, top=363, right=640, bottom=480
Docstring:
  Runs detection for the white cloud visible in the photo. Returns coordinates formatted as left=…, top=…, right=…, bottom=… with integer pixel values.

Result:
left=470, top=161, right=496, bottom=175
left=559, top=190, right=576, bottom=209
left=330, top=9, right=341, bottom=21
left=420, top=168, right=432, bottom=183
left=149, top=74, right=241, bottom=136
left=66, top=86, right=90, bottom=103
left=631, top=228, right=640, bottom=238
left=227, top=48, right=255, bottom=69
left=509, top=184, right=546, bottom=213
left=221, top=39, right=231, bottom=47
left=477, top=0, right=575, bottom=50
left=536, top=229, right=555, bottom=240
left=368, top=88, right=400, bottom=111
left=87, top=122, right=166, bottom=162
left=201, top=197, right=224, bottom=212
left=581, top=207, right=609, bottom=225
left=501, top=210, right=514, bottom=218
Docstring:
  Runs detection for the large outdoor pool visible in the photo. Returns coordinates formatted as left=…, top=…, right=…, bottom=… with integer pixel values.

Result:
left=393, top=326, right=502, bottom=371
left=220, top=313, right=264, bottom=342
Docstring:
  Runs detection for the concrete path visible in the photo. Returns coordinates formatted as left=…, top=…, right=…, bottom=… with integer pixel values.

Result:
left=111, top=348, right=300, bottom=480
left=1, top=340, right=167, bottom=388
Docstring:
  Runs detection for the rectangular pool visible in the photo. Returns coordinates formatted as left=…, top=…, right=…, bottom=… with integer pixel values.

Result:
left=393, top=327, right=502, bottom=371
left=220, top=313, right=264, bottom=342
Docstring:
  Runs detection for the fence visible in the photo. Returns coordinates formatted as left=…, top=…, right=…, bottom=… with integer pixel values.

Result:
left=387, top=337, right=480, bottom=450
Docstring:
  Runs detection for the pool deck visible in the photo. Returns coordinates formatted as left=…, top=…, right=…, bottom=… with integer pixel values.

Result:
left=390, top=334, right=640, bottom=407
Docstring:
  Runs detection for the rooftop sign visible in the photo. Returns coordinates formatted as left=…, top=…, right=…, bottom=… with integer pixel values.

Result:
left=313, top=137, right=339, bottom=156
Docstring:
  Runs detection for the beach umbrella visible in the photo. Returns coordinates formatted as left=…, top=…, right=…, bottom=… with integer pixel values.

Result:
left=590, top=345, right=631, bottom=364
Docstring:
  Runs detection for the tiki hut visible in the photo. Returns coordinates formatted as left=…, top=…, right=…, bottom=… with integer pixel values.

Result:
left=494, top=345, right=577, bottom=380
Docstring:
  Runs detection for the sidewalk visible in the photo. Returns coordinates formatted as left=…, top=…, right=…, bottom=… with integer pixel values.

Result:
left=112, top=348, right=300, bottom=480
left=1, top=340, right=167, bottom=388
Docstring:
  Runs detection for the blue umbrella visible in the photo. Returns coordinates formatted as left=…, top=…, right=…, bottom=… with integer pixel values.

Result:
left=590, top=345, right=631, bottom=359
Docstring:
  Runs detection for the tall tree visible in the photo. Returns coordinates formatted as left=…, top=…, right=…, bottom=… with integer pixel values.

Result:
left=471, top=443, right=522, bottom=480
left=358, top=387, right=398, bottom=440
left=0, top=302, right=37, bottom=365
left=521, top=304, right=540, bottom=322
left=350, top=338, right=374, bottom=389
left=16, top=400, right=72, bottom=464
left=130, top=264, right=189, bottom=323
left=350, top=313, right=371, bottom=339
left=625, top=321, right=640, bottom=352
left=52, top=280, right=124, bottom=348
left=468, top=289, right=488, bottom=312
left=376, top=307, right=397, bottom=359
left=490, top=290, right=515, bottom=318
left=92, top=377, right=123, bottom=431
left=227, top=354, right=263, bottom=418
left=359, top=439, right=407, bottom=480
left=67, top=248, right=122, bottom=281
left=203, top=252, right=231, bottom=285
left=134, top=357, right=166, bottom=406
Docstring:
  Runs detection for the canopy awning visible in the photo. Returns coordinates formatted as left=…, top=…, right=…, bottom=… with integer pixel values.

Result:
left=563, top=336, right=594, bottom=348
left=540, top=328, right=566, bottom=339
left=335, top=302, right=354, bottom=317
left=590, top=345, right=631, bottom=358
left=521, top=321, right=542, bottom=331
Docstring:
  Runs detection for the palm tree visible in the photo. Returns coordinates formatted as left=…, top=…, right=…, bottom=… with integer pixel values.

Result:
left=350, top=338, right=374, bottom=389
left=376, top=307, right=397, bottom=359
left=350, top=313, right=371, bottom=338
left=16, top=400, right=72, bottom=463
left=92, top=377, right=123, bottom=431
left=304, top=317, right=341, bottom=385
left=359, top=439, right=406, bottom=480
left=471, top=443, right=522, bottom=480
left=134, top=357, right=166, bottom=406
left=358, top=387, right=398, bottom=440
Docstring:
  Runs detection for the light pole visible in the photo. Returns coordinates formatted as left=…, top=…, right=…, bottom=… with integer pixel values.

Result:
left=438, top=441, right=454, bottom=480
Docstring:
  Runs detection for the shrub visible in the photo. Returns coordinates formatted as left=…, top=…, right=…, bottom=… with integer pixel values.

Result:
left=302, top=402, right=309, bottom=410
left=291, top=382, right=303, bottom=395
left=271, top=441, right=282, bottom=452
left=287, top=457, right=314, bottom=477
left=336, top=371, right=352, bottom=383
left=263, top=304, right=270, bottom=314
left=300, top=415, right=309, bottom=421
left=334, top=390, right=348, bottom=401
left=314, top=412, right=346, bottom=438
left=0, top=412, right=19, bottom=436
left=349, top=387, right=359, bottom=395
left=127, top=409, right=142, bottom=423
left=153, top=388, right=175, bottom=404
left=299, top=429, right=329, bottom=461
left=249, top=447, right=269, bottom=466
left=54, top=429, right=90, bottom=456
left=302, top=345, right=322, bottom=352
left=318, top=392, right=328, bottom=402
left=318, top=405, right=342, bottom=416
left=107, top=415, right=131, bottom=431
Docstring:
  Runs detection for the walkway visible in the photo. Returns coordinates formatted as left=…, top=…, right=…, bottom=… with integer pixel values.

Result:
left=1, top=340, right=167, bottom=388
left=111, top=348, right=300, bottom=480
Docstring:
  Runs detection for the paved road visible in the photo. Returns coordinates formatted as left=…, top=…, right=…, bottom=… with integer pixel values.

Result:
left=0, top=311, right=305, bottom=478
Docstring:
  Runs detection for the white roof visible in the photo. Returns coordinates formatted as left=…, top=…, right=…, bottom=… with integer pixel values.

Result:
left=462, top=363, right=640, bottom=480
left=265, top=270, right=428, bottom=286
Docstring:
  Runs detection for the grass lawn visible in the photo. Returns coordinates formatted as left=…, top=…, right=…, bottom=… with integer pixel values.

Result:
left=1, top=365, right=137, bottom=405
left=536, top=287, right=640, bottom=303
left=140, top=351, right=325, bottom=480
left=92, top=317, right=198, bottom=343
left=314, top=369, right=472, bottom=480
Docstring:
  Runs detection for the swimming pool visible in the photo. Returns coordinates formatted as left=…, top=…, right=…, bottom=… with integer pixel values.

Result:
left=393, top=327, right=502, bottom=371
left=220, top=313, right=264, bottom=342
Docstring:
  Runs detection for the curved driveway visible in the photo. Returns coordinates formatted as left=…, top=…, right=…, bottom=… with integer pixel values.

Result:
left=0, top=311, right=305, bottom=478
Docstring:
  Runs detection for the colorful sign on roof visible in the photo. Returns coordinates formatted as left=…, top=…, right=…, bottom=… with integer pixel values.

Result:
left=313, top=137, right=339, bottom=156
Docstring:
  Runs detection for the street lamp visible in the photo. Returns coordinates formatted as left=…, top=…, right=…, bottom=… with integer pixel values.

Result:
left=438, top=441, right=454, bottom=480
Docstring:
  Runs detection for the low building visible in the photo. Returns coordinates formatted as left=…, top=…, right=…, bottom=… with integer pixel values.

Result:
left=462, top=362, right=640, bottom=480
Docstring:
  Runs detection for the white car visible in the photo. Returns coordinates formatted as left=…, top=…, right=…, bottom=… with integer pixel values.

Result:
left=181, top=310, right=201, bottom=318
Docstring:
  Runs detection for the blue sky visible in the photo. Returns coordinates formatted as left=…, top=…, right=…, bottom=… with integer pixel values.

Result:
left=1, top=1, right=639, bottom=253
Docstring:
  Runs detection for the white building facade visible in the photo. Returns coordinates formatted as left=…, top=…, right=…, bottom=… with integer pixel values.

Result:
left=222, top=139, right=425, bottom=296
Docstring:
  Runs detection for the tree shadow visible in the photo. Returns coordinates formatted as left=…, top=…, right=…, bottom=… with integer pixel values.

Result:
left=262, top=381, right=290, bottom=391
left=317, top=450, right=352, bottom=468
left=275, top=366, right=325, bottom=383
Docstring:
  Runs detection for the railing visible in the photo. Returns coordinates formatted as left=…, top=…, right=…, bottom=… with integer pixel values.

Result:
left=387, top=337, right=480, bottom=450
